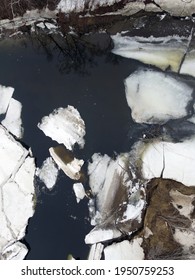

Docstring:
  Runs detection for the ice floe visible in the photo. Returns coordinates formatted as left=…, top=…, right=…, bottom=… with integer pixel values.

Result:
left=2, top=98, right=23, bottom=139
left=124, top=69, right=193, bottom=124
left=1, top=242, right=28, bottom=260
left=88, top=243, right=104, bottom=260
left=140, top=137, right=195, bottom=186
left=104, top=238, right=144, bottom=260
left=36, top=157, right=59, bottom=190
left=49, top=146, right=84, bottom=180
left=85, top=227, right=122, bottom=244
left=38, top=106, right=86, bottom=151
left=180, top=50, right=195, bottom=78
left=112, top=34, right=188, bottom=71
left=73, top=183, right=86, bottom=203
left=0, top=125, right=35, bottom=259
left=0, top=85, right=14, bottom=115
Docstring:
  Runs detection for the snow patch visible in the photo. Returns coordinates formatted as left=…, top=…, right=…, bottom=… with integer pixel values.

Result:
left=125, top=69, right=193, bottom=124
left=38, top=106, right=86, bottom=151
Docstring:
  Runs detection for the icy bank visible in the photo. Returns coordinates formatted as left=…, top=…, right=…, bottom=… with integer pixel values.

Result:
left=124, top=69, right=193, bottom=124
left=0, top=125, right=35, bottom=259
left=38, top=106, right=86, bottom=151
left=112, top=35, right=188, bottom=72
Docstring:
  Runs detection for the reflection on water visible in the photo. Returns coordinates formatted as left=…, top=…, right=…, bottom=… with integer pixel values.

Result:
left=0, top=33, right=141, bottom=259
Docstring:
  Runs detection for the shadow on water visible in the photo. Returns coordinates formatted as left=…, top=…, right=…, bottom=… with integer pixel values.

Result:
left=0, top=32, right=150, bottom=259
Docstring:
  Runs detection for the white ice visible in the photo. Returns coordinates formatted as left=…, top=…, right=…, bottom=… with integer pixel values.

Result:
left=2, top=98, right=23, bottom=139
left=88, top=243, right=104, bottom=260
left=36, top=157, right=59, bottom=190
left=180, top=50, right=195, bottom=78
left=125, top=69, right=193, bottom=124
left=0, top=85, right=14, bottom=115
left=73, top=183, right=86, bottom=203
left=141, top=137, right=195, bottom=186
left=104, top=238, right=144, bottom=260
left=111, top=34, right=188, bottom=71
left=38, top=106, right=86, bottom=151
left=49, top=147, right=84, bottom=180
left=1, top=242, right=28, bottom=260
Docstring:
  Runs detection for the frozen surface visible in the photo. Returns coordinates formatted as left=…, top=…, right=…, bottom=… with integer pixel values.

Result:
left=49, top=147, right=84, bottom=180
left=104, top=238, right=144, bottom=260
left=38, top=106, right=86, bottom=150
left=85, top=228, right=122, bottom=244
left=125, top=69, right=193, bottom=124
left=0, top=85, right=14, bottom=115
left=2, top=98, right=23, bottom=139
left=141, top=137, right=195, bottom=186
left=112, top=35, right=188, bottom=71
left=36, top=157, right=59, bottom=190
left=0, top=125, right=35, bottom=259
left=73, top=183, right=86, bottom=203
left=180, top=50, right=195, bottom=78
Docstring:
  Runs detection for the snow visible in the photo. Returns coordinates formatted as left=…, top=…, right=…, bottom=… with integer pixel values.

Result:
left=141, top=137, right=195, bottom=186
left=38, top=106, right=86, bottom=151
left=0, top=124, right=35, bottom=259
left=0, top=85, right=14, bottom=115
left=124, top=69, right=193, bottom=124
left=111, top=35, right=188, bottom=71
left=85, top=228, right=122, bottom=244
left=2, top=98, right=23, bottom=139
left=121, top=195, right=145, bottom=223
left=36, top=157, right=59, bottom=190
left=49, top=147, right=84, bottom=180
left=88, top=243, right=104, bottom=260
left=104, top=238, right=144, bottom=260
left=73, top=183, right=86, bottom=203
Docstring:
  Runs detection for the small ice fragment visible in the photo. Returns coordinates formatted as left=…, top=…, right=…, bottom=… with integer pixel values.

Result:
left=85, top=228, right=121, bottom=244
left=0, top=85, right=14, bottom=115
left=104, top=238, right=144, bottom=260
left=1, top=242, right=28, bottom=260
left=36, top=157, right=59, bottom=190
left=73, top=183, right=85, bottom=203
left=49, top=146, right=84, bottom=180
left=125, top=69, right=193, bottom=124
left=2, top=98, right=23, bottom=139
left=38, top=106, right=86, bottom=150
left=88, top=243, right=104, bottom=260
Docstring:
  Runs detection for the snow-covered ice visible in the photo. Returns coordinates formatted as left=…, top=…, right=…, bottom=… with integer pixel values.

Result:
left=36, top=157, right=59, bottom=190
left=1, top=242, right=28, bottom=260
left=104, top=238, right=144, bottom=260
left=38, top=106, right=86, bottom=151
left=125, top=69, right=193, bottom=124
left=141, top=137, right=195, bottom=186
left=112, top=35, right=188, bottom=71
left=85, top=228, right=122, bottom=244
left=49, top=146, right=84, bottom=180
left=2, top=98, right=23, bottom=139
left=0, top=85, right=14, bottom=115
left=180, top=50, right=195, bottom=78
left=88, top=243, right=104, bottom=260
left=73, top=183, right=86, bottom=203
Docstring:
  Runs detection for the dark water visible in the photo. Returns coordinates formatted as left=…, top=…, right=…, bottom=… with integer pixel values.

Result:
left=0, top=34, right=142, bottom=260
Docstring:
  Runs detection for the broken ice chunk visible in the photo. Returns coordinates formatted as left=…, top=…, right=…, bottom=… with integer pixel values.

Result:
left=111, top=34, right=188, bottom=71
left=85, top=227, right=122, bottom=245
left=2, top=98, right=23, bottom=139
left=1, top=242, right=28, bottom=260
left=73, top=183, right=85, bottom=203
left=140, top=137, right=195, bottom=186
left=36, top=157, right=59, bottom=190
left=104, top=238, right=144, bottom=260
left=0, top=85, right=14, bottom=115
left=180, top=50, right=195, bottom=78
left=49, top=146, right=84, bottom=180
left=38, top=106, right=86, bottom=150
left=88, top=243, right=104, bottom=260
left=125, top=69, right=193, bottom=124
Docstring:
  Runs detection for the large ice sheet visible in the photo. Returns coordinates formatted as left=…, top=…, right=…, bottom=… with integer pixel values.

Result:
left=125, top=69, right=193, bottom=124
left=38, top=106, right=86, bottom=150
left=141, top=137, right=195, bottom=186
left=112, top=35, right=188, bottom=71
left=0, top=85, right=14, bottom=115
left=2, top=98, right=23, bottom=139
left=104, top=238, right=144, bottom=260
